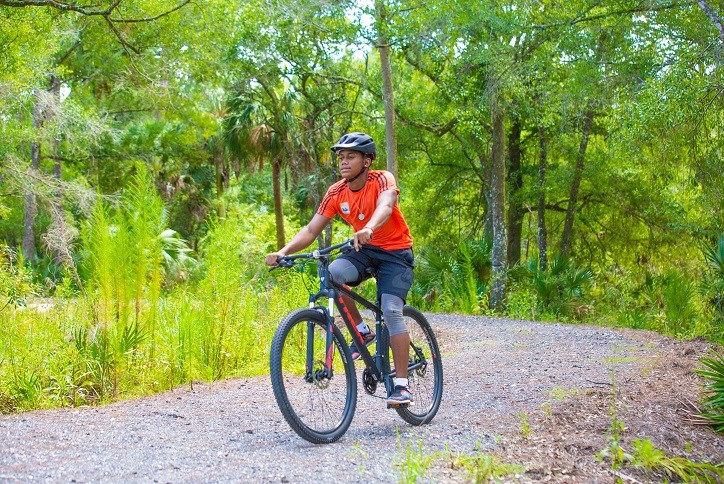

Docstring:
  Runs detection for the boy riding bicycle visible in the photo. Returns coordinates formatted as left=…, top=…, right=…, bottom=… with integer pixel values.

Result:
left=264, top=132, right=415, bottom=406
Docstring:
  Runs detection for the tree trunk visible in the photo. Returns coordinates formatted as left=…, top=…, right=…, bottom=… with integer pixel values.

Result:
left=214, top=149, right=225, bottom=198
left=506, top=118, right=523, bottom=266
left=489, top=103, right=507, bottom=310
left=560, top=109, right=593, bottom=257
left=22, top=143, right=40, bottom=261
left=475, top=150, right=493, bottom=239
left=375, top=0, right=398, bottom=179
left=49, top=76, right=66, bottom=265
left=537, top=123, right=549, bottom=271
left=272, top=159, right=285, bottom=250
left=22, top=86, right=47, bottom=261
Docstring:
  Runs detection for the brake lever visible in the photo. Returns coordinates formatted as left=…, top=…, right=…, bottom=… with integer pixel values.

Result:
left=270, top=257, right=294, bottom=271
left=340, top=240, right=355, bottom=254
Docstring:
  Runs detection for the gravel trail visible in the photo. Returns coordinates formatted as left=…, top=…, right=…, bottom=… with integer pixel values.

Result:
left=1, top=314, right=722, bottom=482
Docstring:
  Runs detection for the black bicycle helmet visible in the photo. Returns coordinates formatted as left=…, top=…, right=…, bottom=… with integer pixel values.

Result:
left=331, top=132, right=376, bottom=160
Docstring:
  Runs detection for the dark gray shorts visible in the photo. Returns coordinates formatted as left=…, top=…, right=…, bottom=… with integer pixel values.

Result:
left=338, top=245, right=414, bottom=302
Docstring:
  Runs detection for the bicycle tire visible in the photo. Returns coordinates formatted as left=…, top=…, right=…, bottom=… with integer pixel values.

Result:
left=270, top=308, right=357, bottom=444
left=382, top=306, right=443, bottom=426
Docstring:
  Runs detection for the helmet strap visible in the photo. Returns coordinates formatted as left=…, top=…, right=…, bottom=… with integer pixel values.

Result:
left=345, top=165, right=367, bottom=184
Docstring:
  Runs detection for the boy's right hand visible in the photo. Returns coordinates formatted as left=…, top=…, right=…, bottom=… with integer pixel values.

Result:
left=265, top=252, right=285, bottom=266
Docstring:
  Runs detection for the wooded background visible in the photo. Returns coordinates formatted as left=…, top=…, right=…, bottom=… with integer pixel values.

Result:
left=1, top=0, right=723, bottom=410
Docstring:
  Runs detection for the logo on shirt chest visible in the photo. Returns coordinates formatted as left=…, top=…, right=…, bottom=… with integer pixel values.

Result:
left=340, top=202, right=350, bottom=215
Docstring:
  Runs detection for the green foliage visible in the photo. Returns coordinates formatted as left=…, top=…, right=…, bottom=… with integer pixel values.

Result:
left=412, top=238, right=490, bottom=313
left=0, top=245, right=36, bottom=310
left=518, top=411, right=531, bottom=438
left=695, top=351, right=724, bottom=433
left=395, top=437, right=438, bottom=484
left=662, top=270, right=698, bottom=335
left=630, top=438, right=724, bottom=483
left=81, top=168, right=166, bottom=327
left=511, top=255, right=593, bottom=319
left=446, top=443, right=525, bottom=483
left=701, top=236, right=724, bottom=329
left=0, top=202, right=299, bottom=412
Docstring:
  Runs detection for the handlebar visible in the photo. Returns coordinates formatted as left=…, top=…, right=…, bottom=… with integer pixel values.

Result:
left=271, top=239, right=354, bottom=270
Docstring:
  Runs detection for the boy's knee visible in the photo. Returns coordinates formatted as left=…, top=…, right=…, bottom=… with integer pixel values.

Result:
left=382, top=294, right=407, bottom=336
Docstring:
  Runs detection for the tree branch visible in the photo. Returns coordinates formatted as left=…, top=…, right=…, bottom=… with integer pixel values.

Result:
left=110, top=0, right=191, bottom=23
left=104, top=15, right=140, bottom=54
left=0, top=0, right=121, bottom=15
left=695, top=0, right=724, bottom=47
left=396, top=111, right=458, bottom=137
left=0, top=0, right=190, bottom=25
left=533, top=2, right=682, bottom=29
left=0, top=0, right=107, bottom=15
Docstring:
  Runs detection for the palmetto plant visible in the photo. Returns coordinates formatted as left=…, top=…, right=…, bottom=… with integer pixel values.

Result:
left=523, top=254, right=594, bottom=317
left=159, top=228, right=197, bottom=285
left=415, top=238, right=491, bottom=313
left=701, top=236, right=724, bottom=322
left=694, top=351, right=724, bottom=433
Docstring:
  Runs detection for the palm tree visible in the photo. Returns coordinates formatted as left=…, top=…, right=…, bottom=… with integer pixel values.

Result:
left=223, top=97, right=289, bottom=249
left=248, top=124, right=286, bottom=249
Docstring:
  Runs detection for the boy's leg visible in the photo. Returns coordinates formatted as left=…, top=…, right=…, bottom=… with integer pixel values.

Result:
left=329, top=257, right=366, bottom=326
left=389, top=332, right=410, bottom=379
left=382, top=293, right=409, bottom=379
left=375, top=250, right=414, bottom=405
left=329, top=257, right=375, bottom=359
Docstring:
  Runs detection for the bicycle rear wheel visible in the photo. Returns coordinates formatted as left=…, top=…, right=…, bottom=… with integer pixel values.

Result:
left=270, top=308, right=357, bottom=444
left=384, top=306, right=443, bottom=425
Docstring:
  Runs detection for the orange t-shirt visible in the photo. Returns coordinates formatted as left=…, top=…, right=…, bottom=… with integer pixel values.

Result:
left=317, top=170, right=413, bottom=251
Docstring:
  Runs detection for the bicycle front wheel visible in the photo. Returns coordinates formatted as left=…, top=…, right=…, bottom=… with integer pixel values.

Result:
left=269, top=308, right=357, bottom=444
left=388, top=306, right=443, bottom=425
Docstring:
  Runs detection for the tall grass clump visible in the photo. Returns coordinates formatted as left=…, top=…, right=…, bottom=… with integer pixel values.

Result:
left=73, top=168, right=167, bottom=396
left=155, top=209, right=301, bottom=383
left=633, top=269, right=712, bottom=339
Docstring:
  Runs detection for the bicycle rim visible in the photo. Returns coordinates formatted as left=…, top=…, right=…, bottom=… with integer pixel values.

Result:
left=270, top=309, right=357, bottom=444
left=395, top=306, right=443, bottom=425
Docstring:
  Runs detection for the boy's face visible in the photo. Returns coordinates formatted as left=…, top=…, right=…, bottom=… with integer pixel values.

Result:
left=337, top=149, right=368, bottom=179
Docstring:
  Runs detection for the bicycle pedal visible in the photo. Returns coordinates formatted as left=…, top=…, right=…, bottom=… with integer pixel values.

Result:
left=386, top=402, right=413, bottom=409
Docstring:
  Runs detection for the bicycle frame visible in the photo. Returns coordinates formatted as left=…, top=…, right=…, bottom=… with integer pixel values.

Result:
left=306, top=249, right=387, bottom=385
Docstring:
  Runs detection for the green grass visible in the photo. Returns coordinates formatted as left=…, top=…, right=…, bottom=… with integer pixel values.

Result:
left=395, top=437, right=439, bottom=483
left=394, top=438, right=524, bottom=484
left=446, top=444, right=525, bottom=483
left=694, top=350, right=724, bottom=433
left=518, top=411, right=531, bottom=438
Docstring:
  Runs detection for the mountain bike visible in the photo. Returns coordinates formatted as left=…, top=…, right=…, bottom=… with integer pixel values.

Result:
left=269, top=239, right=443, bottom=444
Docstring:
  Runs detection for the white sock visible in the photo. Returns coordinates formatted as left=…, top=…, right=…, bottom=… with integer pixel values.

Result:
left=393, top=377, right=408, bottom=388
left=356, top=321, right=371, bottom=334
